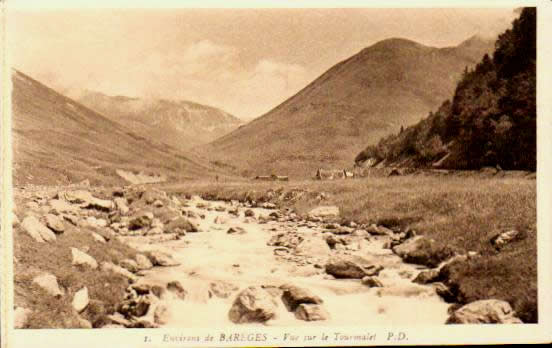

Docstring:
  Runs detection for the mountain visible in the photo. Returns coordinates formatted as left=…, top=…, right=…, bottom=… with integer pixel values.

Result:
left=77, top=91, right=242, bottom=151
left=356, top=8, right=536, bottom=171
left=12, top=70, right=218, bottom=186
left=200, top=35, right=494, bottom=178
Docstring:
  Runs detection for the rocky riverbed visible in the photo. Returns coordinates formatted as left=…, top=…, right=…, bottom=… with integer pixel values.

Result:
left=13, top=184, right=525, bottom=328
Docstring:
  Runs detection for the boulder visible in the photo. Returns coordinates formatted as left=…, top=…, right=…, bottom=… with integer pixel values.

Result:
left=135, top=254, right=153, bottom=270
left=86, top=216, right=108, bottom=228
left=87, top=197, right=114, bottom=212
left=228, top=286, right=278, bottom=324
left=44, top=214, right=65, bottom=233
left=227, top=226, right=247, bottom=235
left=71, top=248, right=98, bottom=269
left=167, top=281, right=187, bottom=300
left=295, top=237, right=331, bottom=258
left=361, top=276, right=384, bottom=287
left=101, top=262, right=138, bottom=283
left=72, top=287, right=89, bottom=313
left=91, top=232, right=107, bottom=243
left=153, top=200, right=164, bottom=208
left=49, top=199, right=78, bottom=215
left=57, top=190, right=94, bottom=204
left=14, top=307, right=31, bottom=329
left=280, top=284, right=323, bottom=311
left=446, top=300, right=523, bottom=324
left=244, top=209, right=255, bottom=218
left=113, top=197, right=130, bottom=215
left=366, top=224, right=394, bottom=236
left=490, top=229, right=523, bottom=250
left=295, top=304, right=329, bottom=321
left=118, top=299, right=151, bottom=318
left=413, top=269, right=440, bottom=284
left=214, top=216, right=228, bottom=224
left=120, top=259, right=139, bottom=273
left=209, top=281, right=240, bottom=299
left=154, top=303, right=170, bottom=325
left=165, top=217, right=199, bottom=234
left=32, top=273, right=63, bottom=298
left=325, top=256, right=383, bottom=279
left=21, top=216, right=56, bottom=243
left=147, top=251, right=180, bottom=267
left=392, top=236, right=452, bottom=268
left=128, top=212, right=154, bottom=230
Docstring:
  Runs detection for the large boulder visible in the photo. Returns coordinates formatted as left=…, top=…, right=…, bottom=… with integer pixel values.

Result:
left=49, top=199, right=78, bottom=215
left=32, top=273, right=64, bottom=298
left=21, top=216, right=57, bottom=243
left=165, top=217, right=199, bottom=234
left=147, top=251, right=180, bottom=267
left=209, top=281, right=240, bottom=299
left=120, top=259, right=139, bottom=273
left=446, top=300, right=523, bottom=324
left=295, top=236, right=331, bottom=258
left=325, top=256, right=383, bottom=279
left=57, top=190, right=94, bottom=204
left=44, top=214, right=65, bottom=233
left=71, top=248, right=98, bottom=269
left=135, top=254, right=153, bottom=270
left=392, top=236, right=453, bottom=268
left=101, top=262, right=138, bottom=283
left=114, top=197, right=130, bottom=215
left=280, top=284, right=323, bottom=311
left=72, top=287, right=90, bottom=313
left=295, top=304, right=329, bottom=321
left=228, top=286, right=278, bottom=324
left=128, top=212, right=154, bottom=230
left=412, top=269, right=440, bottom=284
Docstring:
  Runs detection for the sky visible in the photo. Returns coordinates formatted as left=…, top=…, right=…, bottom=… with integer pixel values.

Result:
left=9, top=8, right=518, bottom=120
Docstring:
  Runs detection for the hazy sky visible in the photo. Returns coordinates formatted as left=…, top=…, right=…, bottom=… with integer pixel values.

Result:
left=9, top=8, right=517, bottom=120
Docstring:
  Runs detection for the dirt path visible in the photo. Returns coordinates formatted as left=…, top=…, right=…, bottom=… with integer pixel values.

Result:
left=125, top=197, right=450, bottom=327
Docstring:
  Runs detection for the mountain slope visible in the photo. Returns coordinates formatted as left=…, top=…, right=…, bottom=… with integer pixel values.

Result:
left=201, top=35, right=494, bottom=178
left=77, top=92, right=242, bottom=151
left=356, top=8, right=536, bottom=171
left=12, top=70, right=217, bottom=186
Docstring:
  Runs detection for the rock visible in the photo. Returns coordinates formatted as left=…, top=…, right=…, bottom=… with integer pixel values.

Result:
left=49, top=199, right=78, bottom=214
left=148, top=251, right=180, bottom=267
left=113, top=197, right=129, bottom=215
left=167, top=281, right=187, bottom=299
left=120, top=259, right=139, bottom=273
left=214, top=206, right=226, bottom=212
left=146, top=227, right=164, bottom=235
left=325, top=256, right=383, bottom=279
left=71, top=248, right=98, bottom=269
left=214, top=215, right=228, bottom=224
left=165, top=217, right=199, bottom=234
left=446, top=300, right=523, bottom=324
left=228, top=286, right=278, bottom=324
left=131, top=283, right=152, bottom=295
left=58, top=190, right=93, bottom=204
left=154, top=303, right=170, bottom=325
left=490, top=229, right=523, bottom=250
left=21, top=216, right=56, bottom=243
left=392, top=236, right=452, bottom=268
left=280, top=284, right=323, bottom=311
left=14, top=307, right=31, bottom=329
left=308, top=206, right=339, bottom=219
left=366, top=224, right=393, bottom=236
left=361, top=276, right=384, bottom=287
left=32, top=273, right=63, bottom=297
left=413, top=269, right=440, bottom=284
left=101, top=262, right=138, bottom=283
left=262, top=202, right=276, bottom=209
left=118, top=299, right=151, bottom=318
left=153, top=200, right=164, bottom=208
left=295, top=304, right=329, bottom=321
left=135, top=254, right=153, bottom=270
left=72, top=287, right=89, bottom=313
left=128, top=211, right=154, bottom=230
left=244, top=209, right=255, bottom=217
left=210, top=281, right=240, bottom=299
left=91, top=232, right=107, bottom=243
left=107, top=313, right=132, bottom=327
left=433, top=282, right=456, bottom=302
left=227, top=226, right=247, bottom=235
left=87, top=197, right=114, bottom=212
left=12, top=212, right=20, bottom=226
left=44, top=214, right=65, bottom=233
left=77, top=316, right=93, bottom=328
left=25, top=201, right=40, bottom=210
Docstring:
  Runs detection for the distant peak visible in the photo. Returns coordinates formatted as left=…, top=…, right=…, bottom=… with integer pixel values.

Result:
left=367, top=38, right=424, bottom=50
left=458, top=34, right=494, bottom=47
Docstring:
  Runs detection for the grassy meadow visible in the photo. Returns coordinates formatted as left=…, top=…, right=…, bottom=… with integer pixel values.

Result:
left=162, top=173, right=537, bottom=322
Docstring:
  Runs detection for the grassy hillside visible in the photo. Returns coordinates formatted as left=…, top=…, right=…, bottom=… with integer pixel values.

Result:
left=356, top=8, right=536, bottom=171
left=78, top=91, right=242, bottom=151
left=202, top=36, right=493, bottom=178
left=11, top=70, right=222, bottom=186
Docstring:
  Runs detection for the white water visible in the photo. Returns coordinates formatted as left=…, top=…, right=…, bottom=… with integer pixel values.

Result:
left=127, top=198, right=450, bottom=327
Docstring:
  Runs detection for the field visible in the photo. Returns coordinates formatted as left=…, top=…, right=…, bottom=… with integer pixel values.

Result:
left=162, top=173, right=537, bottom=322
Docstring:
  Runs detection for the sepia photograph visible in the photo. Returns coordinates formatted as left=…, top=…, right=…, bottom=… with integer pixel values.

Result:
left=2, top=0, right=550, bottom=346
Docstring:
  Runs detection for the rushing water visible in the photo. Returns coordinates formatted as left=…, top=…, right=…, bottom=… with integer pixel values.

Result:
left=128, top=198, right=450, bottom=327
